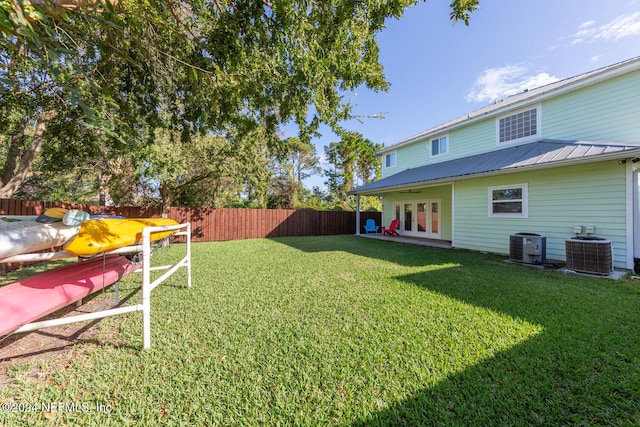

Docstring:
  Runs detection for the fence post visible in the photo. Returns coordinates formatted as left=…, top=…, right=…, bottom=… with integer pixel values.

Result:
left=355, top=196, right=361, bottom=235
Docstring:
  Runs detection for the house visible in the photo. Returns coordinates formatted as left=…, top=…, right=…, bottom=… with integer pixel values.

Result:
left=351, top=57, right=640, bottom=271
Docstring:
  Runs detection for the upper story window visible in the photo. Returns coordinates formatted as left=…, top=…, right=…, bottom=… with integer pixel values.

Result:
left=488, top=184, right=528, bottom=218
left=430, top=135, right=448, bottom=157
left=383, top=151, right=397, bottom=168
left=497, top=106, right=539, bottom=144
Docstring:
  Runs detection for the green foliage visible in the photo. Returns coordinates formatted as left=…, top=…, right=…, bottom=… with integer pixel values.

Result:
left=5, top=0, right=460, bottom=137
left=0, top=0, right=479, bottom=204
left=360, top=195, right=382, bottom=211
left=324, top=130, right=383, bottom=202
left=16, top=168, right=98, bottom=203
left=138, top=129, right=270, bottom=209
left=294, top=185, right=381, bottom=211
left=449, top=0, right=480, bottom=24
left=268, top=136, right=321, bottom=208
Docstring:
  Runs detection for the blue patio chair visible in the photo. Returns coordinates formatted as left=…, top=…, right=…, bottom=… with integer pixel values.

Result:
left=363, top=218, right=380, bottom=234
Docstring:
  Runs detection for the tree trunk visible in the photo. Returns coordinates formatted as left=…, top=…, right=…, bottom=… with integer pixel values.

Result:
left=343, top=162, right=354, bottom=193
left=97, top=173, right=109, bottom=206
left=289, top=181, right=297, bottom=208
left=0, top=110, right=58, bottom=199
left=159, top=183, right=173, bottom=218
left=1, top=116, right=28, bottom=186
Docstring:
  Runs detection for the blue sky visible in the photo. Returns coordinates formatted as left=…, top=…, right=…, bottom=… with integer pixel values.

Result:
left=294, top=0, right=640, bottom=189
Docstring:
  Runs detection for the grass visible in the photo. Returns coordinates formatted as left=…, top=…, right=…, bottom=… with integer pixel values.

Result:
left=1, top=235, right=639, bottom=425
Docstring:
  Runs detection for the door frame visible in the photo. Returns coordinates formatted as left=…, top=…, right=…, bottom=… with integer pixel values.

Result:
left=395, top=199, right=441, bottom=239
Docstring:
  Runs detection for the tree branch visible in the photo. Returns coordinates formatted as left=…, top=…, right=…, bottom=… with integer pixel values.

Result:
left=0, top=110, right=59, bottom=198
left=27, top=0, right=118, bottom=9
left=212, top=0, right=223, bottom=14
left=167, top=0, right=202, bottom=41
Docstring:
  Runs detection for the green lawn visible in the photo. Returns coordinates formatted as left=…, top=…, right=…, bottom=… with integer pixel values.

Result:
left=1, top=235, right=639, bottom=425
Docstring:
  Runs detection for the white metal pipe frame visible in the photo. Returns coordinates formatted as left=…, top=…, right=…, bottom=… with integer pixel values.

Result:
left=9, top=222, right=192, bottom=350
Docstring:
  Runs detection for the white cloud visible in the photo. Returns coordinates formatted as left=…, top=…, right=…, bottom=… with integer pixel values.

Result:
left=570, top=12, right=640, bottom=44
left=465, top=64, right=560, bottom=104
left=579, top=20, right=596, bottom=29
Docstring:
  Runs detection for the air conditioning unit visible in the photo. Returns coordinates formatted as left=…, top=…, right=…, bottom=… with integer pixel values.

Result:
left=565, top=237, right=613, bottom=275
left=510, top=233, right=546, bottom=264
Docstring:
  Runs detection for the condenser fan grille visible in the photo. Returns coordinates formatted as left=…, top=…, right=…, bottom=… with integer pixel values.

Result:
left=565, top=238, right=613, bottom=275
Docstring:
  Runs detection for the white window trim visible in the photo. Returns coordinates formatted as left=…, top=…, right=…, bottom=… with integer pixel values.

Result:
left=495, top=104, right=541, bottom=145
left=383, top=151, right=397, bottom=169
left=429, top=134, right=449, bottom=158
left=488, top=183, right=529, bottom=218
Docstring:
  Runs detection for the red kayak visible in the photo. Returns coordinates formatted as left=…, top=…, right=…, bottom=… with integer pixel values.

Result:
left=0, top=255, right=137, bottom=336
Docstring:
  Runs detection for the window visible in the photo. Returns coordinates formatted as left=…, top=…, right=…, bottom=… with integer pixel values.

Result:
left=488, top=184, right=528, bottom=217
left=497, top=107, right=539, bottom=144
left=384, top=151, right=397, bottom=168
left=430, top=135, right=448, bottom=157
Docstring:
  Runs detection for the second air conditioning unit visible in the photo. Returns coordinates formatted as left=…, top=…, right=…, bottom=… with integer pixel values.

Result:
left=565, top=237, right=613, bottom=275
left=510, top=233, right=546, bottom=264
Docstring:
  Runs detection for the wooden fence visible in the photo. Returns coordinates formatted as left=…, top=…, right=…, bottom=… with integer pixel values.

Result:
left=0, top=199, right=381, bottom=242
left=1, top=198, right=381, bottom=273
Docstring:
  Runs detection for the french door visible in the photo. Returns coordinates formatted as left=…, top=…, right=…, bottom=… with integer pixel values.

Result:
left=396, top=199, right=441, bottom=239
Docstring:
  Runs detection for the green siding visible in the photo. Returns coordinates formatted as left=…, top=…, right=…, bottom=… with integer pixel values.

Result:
left=543, top=72, right=640, bottom=142
left=448, top=120, right=495, bottom=158
left=384, top=119, right=496, bottom=178
left=394, top=141, right=430, bottom=172
left=453, top=161, right=628, bottom=267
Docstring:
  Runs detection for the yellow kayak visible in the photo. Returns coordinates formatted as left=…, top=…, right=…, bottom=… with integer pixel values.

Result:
left=64, top=218, right=179, bottom=257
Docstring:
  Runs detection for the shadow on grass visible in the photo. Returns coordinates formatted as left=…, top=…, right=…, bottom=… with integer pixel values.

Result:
left=353, top=267, right=640, bottom=425
left=272, top=236, right=640, bottom=422
left=268, top=235, right=461, bottom=268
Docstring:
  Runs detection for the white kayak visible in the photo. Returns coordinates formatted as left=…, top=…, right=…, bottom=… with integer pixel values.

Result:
left=0, top=216, right=80, bottom=261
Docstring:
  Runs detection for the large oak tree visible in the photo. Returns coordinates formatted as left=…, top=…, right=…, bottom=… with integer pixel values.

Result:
left=0, top=0, right=478, bottom=202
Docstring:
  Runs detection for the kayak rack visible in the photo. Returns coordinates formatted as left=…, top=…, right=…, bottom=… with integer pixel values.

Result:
left=141, top=222, right=191, bottom=348
left=3, top=222, right=191, bottom=349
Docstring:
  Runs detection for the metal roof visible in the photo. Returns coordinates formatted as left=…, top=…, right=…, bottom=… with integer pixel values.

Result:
left=378, top=56, right=640, bottom=154
left=351, top=140, right=640, bottom=195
